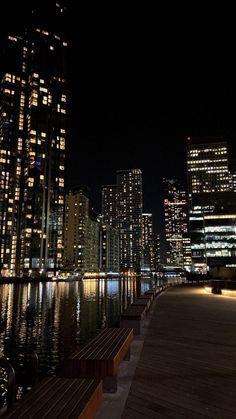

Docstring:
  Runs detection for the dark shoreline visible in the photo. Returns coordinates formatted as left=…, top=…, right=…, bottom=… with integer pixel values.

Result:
left=0, top=277, right=57, bottom=284
left=0, top=272, right=216, bottom=285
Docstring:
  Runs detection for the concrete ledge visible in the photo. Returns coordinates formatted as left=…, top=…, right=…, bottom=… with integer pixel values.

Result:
left=205, top=285, right=236, bottom=297
left=221, top=289, right=236, bottom=297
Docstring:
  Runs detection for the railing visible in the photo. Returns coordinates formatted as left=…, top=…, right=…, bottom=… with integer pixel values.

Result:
left=0, top=351, right=39, bottom=415
left=0, top=358, right=15, bottom=411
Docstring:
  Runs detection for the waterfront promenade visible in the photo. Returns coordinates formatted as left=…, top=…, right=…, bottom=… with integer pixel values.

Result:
left=98, top=285, right=236, bottom=418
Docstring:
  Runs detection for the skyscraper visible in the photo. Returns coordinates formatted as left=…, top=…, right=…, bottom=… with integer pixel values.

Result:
left=88, top=209, right=99, bottom=272
left=186, top=137, right=230, bottom=198
left=204, top=212, right=236, bottom=274
left=101, top=184, right=120, bottom=272
left=101, top=185, right=117, bottom=228
left=182, top=235, right=192, bottom=272
left=99, top=224, right=119, bottom=273
left=0, top=3, right=67, bottom=276
left=64, top=188, right=89, bottom=271
left=229, top=170, right=236, bottom=192
left=64, top=188, right=99, bottom=273
left=186, top=138, right=231, bottom=273
left=153, top=233, right=161, bottom=271
left=117, top=169, right=143, bottom=272
left=163, top=178, right=188, bottom=266
left=141, top=213, right=154, bottom=272
left=0, top=35, right=26, bottom=276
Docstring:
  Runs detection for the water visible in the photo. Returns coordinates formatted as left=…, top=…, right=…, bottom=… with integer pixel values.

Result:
left=0, top=276, right=161, bottom=406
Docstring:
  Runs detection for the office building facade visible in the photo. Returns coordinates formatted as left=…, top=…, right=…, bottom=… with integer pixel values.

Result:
left=229, top=171, right=236, bottom=193
left=189, top=192, right=236, bottom=274
left=187, top=138, right=231, bottom=272
left=204, top=212, right=236, bottom=276
left=186, top=137, right=230, bottom=199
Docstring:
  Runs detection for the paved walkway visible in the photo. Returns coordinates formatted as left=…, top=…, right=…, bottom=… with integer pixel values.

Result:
left=121, top=286, right=236, bottom=419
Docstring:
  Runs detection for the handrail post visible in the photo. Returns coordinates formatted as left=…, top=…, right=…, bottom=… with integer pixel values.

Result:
left=31, top=351, right=39, bottom=386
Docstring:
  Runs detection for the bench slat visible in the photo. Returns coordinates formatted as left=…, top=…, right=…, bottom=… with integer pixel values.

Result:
left=71, top=328, right=132, bottom=360
left=71, top=329, right=117, bottom=359
left=2, top=378, right=102, bottom=419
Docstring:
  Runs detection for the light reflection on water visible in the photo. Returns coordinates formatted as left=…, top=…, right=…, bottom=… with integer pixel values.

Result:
left=0, top=276, right=162, bottom=404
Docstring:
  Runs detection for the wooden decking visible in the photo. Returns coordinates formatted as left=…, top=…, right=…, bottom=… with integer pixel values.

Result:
left=122, top=285, right=236, bottom=419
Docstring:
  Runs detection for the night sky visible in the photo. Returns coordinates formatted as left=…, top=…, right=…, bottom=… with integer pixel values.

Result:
left=67, top=6, right=236, bottom=234
left=2, top=2, right=236, bottom=237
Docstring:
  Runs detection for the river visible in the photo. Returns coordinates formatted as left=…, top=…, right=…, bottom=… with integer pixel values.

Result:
left=0, top=276, right=165, bottom=404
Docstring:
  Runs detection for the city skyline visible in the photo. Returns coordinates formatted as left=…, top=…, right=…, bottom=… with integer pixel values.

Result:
left=1, top=2, right=236, bottom=234
left=1, top=1, right=236, bottom=275
left=1, top=5, right=236, bottom=419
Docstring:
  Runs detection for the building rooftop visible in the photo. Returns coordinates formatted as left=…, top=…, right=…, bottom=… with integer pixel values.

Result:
left=186, top=136, right=226, bottom=146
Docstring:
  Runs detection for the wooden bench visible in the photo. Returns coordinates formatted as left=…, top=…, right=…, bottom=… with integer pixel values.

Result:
left=120, top=305, right=146, bottom=335
left=66, top=328, right=133, bottom=393
left=2, top=377, right=102, bottom=419
left=144, top=289, right=157, bottom=298
left=138, top=294, right=154, bottom=303
left=144, top=286, right=161, bottom=297
left=131, top=298, right=151, bottom=312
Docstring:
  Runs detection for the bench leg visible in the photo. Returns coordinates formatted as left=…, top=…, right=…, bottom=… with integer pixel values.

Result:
left=124, top=347, right=131, bottom=361
left=103, top=376, right=117, bottom=393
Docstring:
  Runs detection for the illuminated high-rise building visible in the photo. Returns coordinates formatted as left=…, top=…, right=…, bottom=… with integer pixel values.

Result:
left=64, top=188, right=89, bottom=271
left=0, top=3, right=67, bottom=276
left=141, top=213, right=154, bottom=272
left=0, top=36, right=26, bottom=276
left=229, top=170, right=236, bottom=193
left=187, top=138, right=231, bottom=273
left=99, top=224, right=119, bottom=273
left=117, top=169, right=143, bottom=271
left=101, top=185, right=117, bottom=228
left=153, top=233, right=161, bottom=271
left=182, top=235, right=192, bottom=272
left=101, top=184, right=119, bottom=272
left=187, top=137, right=230, bottom=199
left=64, top=188, right=99, bottom=273
left=163, top=178, right=188, bottom=266
left=203, top=211, right=236, bottom=276
left=88, top=209, right=99, bottom=272
left=189, top=192, right=236, bottom=273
